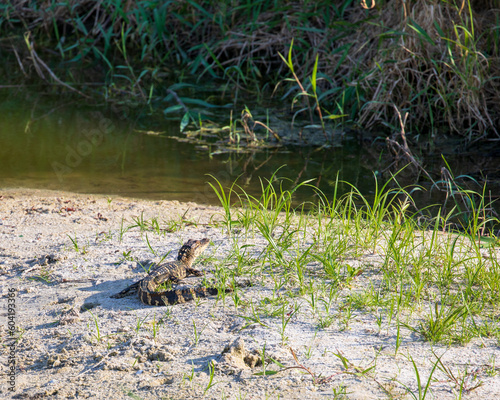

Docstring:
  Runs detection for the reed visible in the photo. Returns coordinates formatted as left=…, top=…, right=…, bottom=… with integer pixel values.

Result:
left=1, top=0, right=497, bottom=140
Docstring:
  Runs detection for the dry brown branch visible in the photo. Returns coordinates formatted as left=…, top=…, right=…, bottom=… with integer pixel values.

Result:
left=12, top=44, right=27, bottom=77
left=166, top=89, right=189, bottom=114
left=241, top=110, right=256, bottom=141
left=253, top=121, right=281, bottom=141
left=24, top=34, right=89, bottom=98
left=384, top=105, right=436, bottom=184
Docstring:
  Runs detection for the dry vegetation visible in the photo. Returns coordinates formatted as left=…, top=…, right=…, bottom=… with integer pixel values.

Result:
left=0, top=0, right=499, bottom=141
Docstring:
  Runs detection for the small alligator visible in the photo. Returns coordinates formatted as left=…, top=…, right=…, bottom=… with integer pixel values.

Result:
left=111, top=238, right=226, bottom=306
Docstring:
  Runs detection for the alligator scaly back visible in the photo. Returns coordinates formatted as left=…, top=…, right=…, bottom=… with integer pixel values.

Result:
left=111, top=238, right=229, bottom=305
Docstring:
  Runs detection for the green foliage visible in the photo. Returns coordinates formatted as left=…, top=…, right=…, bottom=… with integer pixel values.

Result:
left=2, top=0, right=497, bottom=138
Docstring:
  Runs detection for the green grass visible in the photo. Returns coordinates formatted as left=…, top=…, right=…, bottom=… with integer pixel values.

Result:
left=179, top=166, right=497, bottom=397
left=207, top=166, right=500, bottom=346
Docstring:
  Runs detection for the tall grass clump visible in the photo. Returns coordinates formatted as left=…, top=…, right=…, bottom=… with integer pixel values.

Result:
left=357, top=0, right=499, bottom=139
left=1, top=0, right=498, bottom=140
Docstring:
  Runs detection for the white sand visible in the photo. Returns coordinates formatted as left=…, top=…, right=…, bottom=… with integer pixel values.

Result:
left=1, top=188, right=498, bottom=399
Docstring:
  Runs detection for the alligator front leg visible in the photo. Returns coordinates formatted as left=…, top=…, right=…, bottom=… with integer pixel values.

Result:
left=185, top=267, right=203, bottom=277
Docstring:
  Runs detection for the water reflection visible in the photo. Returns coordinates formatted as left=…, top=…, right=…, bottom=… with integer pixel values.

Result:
left=1, top=94, right=497, bottom=209
left=0, top=95, right=381, bottom=205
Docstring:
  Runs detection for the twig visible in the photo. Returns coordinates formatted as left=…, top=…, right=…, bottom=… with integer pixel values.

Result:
left=12, top=43, right=27, bottom=76
left=167, top=89, right=189, bottom=114
left=24, top=33, right=89, bottom=98
left=385, top=105, right=436, bottom=185
left=241, top=110, right=256, bottom=141
left=253, top=120, right=281, bottom=141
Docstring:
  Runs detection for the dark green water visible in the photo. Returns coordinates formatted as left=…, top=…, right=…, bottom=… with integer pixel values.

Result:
left=1, top=94, right=496, bottom=207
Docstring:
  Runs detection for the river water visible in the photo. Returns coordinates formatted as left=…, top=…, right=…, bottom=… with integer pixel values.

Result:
left=1, top=94, right=497, bottom=209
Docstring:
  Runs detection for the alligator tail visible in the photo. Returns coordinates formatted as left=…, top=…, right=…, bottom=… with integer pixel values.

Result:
left=140, top=287, right=232, bottom=306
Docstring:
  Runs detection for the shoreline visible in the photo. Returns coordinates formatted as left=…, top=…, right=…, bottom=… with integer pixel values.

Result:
left=1, top=188, right=499, bottom=399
